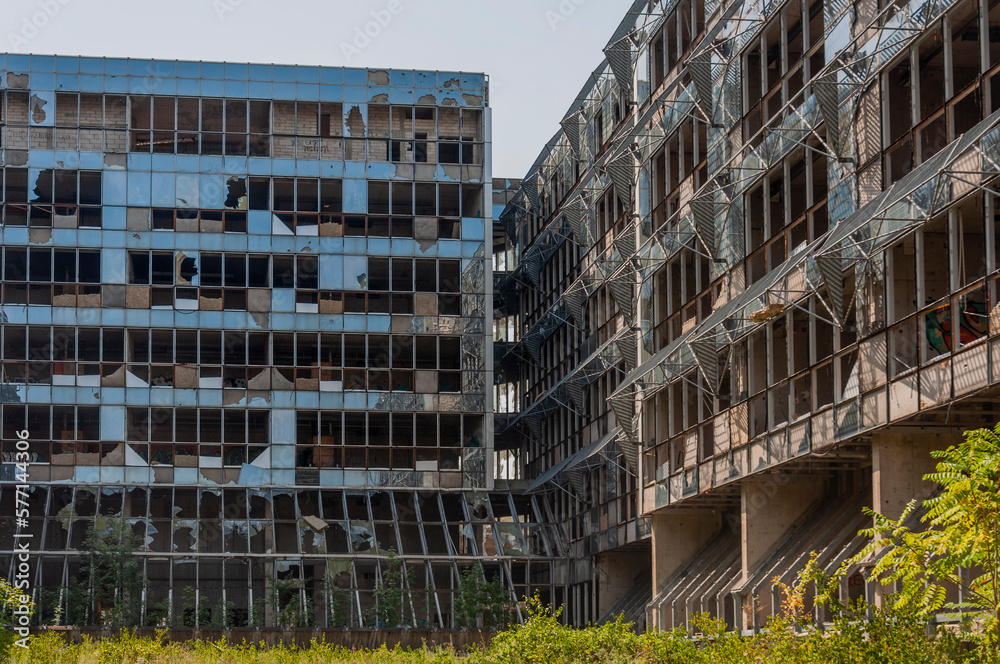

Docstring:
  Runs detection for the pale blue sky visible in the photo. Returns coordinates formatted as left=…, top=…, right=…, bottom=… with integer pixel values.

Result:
left=1, top=0, right=633, bottom=177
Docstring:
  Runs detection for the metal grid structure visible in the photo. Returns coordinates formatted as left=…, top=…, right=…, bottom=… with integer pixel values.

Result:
left=496, top=0, right=1000, bottom=631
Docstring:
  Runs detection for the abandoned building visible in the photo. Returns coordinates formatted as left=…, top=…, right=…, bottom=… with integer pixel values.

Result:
left=4, top=0, right=1000, bottom=635
left=495, top=0, right=1000, bottom=633
left=0, top=54, right=575, bottom=628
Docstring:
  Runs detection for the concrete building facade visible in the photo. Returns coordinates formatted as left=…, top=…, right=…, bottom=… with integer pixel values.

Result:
left=496, top=0, right=1000, bottom=632
left=0, top=54, right=570, bottom=628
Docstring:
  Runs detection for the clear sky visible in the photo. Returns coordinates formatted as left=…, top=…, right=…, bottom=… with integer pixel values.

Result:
left=1, top=0, right=634, bottom=178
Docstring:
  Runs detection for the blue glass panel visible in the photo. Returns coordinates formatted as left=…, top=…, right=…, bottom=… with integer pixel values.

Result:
left=128, top=59, right=152, bottom=75
left=272, top=159, right=295, bottom=176
left=342, top=179, right=367, bottom=213
left=177, top=61, right=200, bottom=78
left=6, top=54, right=29, bottom=71
left=177, top=78, right=200, bottom=96
left=128, top=77, right=155, bottom=94
left=462, top=217, right=485, bottom=240
left=296, top=66, right=319, bottom=83
left=272, top=82, right=295, bottom=98
left=319, top=68, right=343, bottom=84
left=343, top=85, right=366, bottom=102
left=31, top=73, right=55, bottom=90
left=390, top=87, right=414, bottom=104
left=344, top=161, right=366, bottom=178
left=80, top=58, right=103, bottom=74
left=26, top=308, right=51, bottom=326
left=199, top=155, right=224, bottom=173
left=462, top=73, right=485, bottom=90
left=296, top=83, right=319, bottom=100
left=320, top=85, right=342, bottom=101
left=198, top=386, right=223, bottom=406
left=28, top=151, right=54, bottom=167
left=80, top=75, right=104, bottom=92
left=126, top=153, right=152, bottom=170
left=55, top=74, right=79, bottom=90
left=272, top=289, right=295, bottom=312
left=225, top=62, right=248, bottom=79
left=202, top=79, right=225, bottom=96
left=320, top=255, right=344, bottom=289
left=175, top=173, right=200, bottom=208
left=127, top=173, right=151, bottom=206
left=225, top=80, right=249, bottom=97
left=198, top=232, right=223, bottom=251
left=102, top=248, right=128, bottom=283
left=105, top=77, right=128, bottom=93
left=151, top=172, right=176, bottom=206
left=105, top=59, right=127, bottom=75
left=175, top=154, right=200, bottom=172
left=151, top=154, right=176, bottom=171
left=79, top=152, right=103, bottom=169
left=367, top=162, right=392, bottom=179
left=102, top=171, right=127, bottom=205
left=344, top=68, right=366, bottom=84
left=223, top=156, right=248, bottom=173
left=438, top=72, right=461, bottom=87
left=150, top=77, right=177, bottom=95
left=390, top=70, right=413, bottom=86
left=56, top=55, right=80, bottom=74
left=248, top=81, right=271, bottom=98
left=249, top=64, right=272, bottom=80
left=367, top=315, right=391, bottom=332
left=295, top=160, right=320, bottom=176
left=247, top=157, right=272, bottom=175
left=438, top=239, right=461, bottom=257
left=274, top=65, right=296, bottom=82
left=30, top=55, right=55, bottom=71
left=202, top=62, right=225, bottom=79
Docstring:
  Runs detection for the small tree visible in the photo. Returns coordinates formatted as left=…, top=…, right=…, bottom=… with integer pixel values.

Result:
left=324, top=574, right=352, bottom=628
left=77, top=516, right=145, bottom=627
left=372, top=549, right=414, bottom=628
left=838, top=423, right=1000, bottom=647
left=454, top=563, right=515, bottom=630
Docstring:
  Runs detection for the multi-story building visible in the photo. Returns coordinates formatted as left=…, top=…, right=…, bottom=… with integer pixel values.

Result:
left=0, top=54, right=572, bottom=628
left=497, top=0, right=1000, bottom=632
left=8, top=0, right=1000, bottom=633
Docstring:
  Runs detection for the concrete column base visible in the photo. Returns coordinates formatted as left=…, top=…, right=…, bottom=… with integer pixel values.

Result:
left=740, top=475, right=825, bottom=630
left=647, top=510, right=721, bottom=629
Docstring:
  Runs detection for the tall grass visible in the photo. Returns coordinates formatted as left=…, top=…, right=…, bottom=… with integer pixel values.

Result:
left=2, top=601, right=988, bottom=664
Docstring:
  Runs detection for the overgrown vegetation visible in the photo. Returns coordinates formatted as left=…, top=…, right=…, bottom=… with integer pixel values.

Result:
left=50, top=516, right=145, bottom=628
left=833, top=423, right=1000, bottom=648
left=13, top=426, right=1000, bottom=661
left=453, top=563, right=515, bottom=630
left=371, top=549, right=414, bottom=628
left=0, top=601, right=987, bottom=664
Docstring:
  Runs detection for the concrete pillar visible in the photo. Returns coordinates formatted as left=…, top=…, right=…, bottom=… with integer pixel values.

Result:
left=648, top=511, right=721, bottom=629
left=596, top=550, right=651, bottom=623
left=741, top=476, right=824, bottom=582
left=740, top=475, right=824, bottom=630
left=871, top=431, right=947, bottom=520
left=870, top=431, right=949, bottom=606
